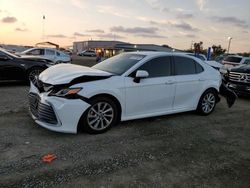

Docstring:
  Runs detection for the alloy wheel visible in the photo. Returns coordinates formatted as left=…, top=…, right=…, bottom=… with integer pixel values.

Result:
left=29, top=69, right=43, bottom=85
left=201, top=93, right=216, bottom=114
left=87, top=102, right=114, bottom=131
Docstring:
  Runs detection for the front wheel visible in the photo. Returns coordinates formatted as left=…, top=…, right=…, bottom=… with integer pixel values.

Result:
left=197, top=89, right=217, bottom=115
left=80, top=97, right=119, bottom=134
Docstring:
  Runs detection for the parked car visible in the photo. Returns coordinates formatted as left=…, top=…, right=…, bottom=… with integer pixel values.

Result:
left=77, top=50, right=97, bottom=57
left=220, top=55, right=250, bottom=75
left=185, top=53, right=207, bottom=61
left=227, top=64, right=250, bottom=95
left=215, top=54, right=237, bottom=63
left=0, top=48, right=51, bottom=84
left=28, top=52, right=236, bottom=134
left=19, top=48, right=71, bottom=64
left=183, top=53, right=222, bottom=70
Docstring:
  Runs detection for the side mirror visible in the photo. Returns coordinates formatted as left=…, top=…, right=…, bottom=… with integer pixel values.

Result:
left=0, top=55, right=9, bottom=61
left=133, top=70, right=149, bottom=83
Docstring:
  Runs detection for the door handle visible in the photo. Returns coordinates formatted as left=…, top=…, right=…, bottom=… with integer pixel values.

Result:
left=199, top=78, right=205, bottom=81
left=165, top=80, right=175, bottom=85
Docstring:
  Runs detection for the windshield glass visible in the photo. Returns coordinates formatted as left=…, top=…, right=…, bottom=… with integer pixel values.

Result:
left=93, top=53, right=145, bottom=75
left=0, top=48, right=20, bottom=58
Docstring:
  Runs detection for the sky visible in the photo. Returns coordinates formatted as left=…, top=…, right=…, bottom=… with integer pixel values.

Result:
left=0, top=0, right=249, bottom=52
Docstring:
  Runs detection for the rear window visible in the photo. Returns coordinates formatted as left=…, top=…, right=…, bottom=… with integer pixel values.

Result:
left=224, top=56, right=242, bottom=63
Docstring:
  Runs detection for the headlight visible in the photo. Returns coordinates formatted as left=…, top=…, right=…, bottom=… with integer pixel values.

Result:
left=53, top=88, right=82, bottom=97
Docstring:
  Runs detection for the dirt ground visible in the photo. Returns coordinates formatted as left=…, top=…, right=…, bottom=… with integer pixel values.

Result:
left=0, top=56, right=250, bottom=188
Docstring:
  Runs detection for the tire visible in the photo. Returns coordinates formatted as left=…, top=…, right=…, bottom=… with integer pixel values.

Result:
left=27, top=67, right=44, bottom=85
left=79, top=97, right=119, bottom=134
left=56, top=61, right=62, bottom=64
left=197, top=89, right=217, bottom=115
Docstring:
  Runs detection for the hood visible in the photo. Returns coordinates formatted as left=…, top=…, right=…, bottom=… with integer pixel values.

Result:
left=231, top=64, right=250, bottom=74
left=39, top=64, right=112, bottom=85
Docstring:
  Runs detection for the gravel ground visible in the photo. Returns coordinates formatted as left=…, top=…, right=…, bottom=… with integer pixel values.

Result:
left=0, top=56, right=250, bottom=188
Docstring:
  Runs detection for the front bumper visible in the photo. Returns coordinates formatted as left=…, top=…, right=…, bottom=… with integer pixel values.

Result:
left=228, top=82, right=250, bottom=95
left=29, top=82, right=91, bottom=134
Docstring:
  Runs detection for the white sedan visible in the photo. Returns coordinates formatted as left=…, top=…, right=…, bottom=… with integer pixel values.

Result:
left=29, top=52, right=223, bottom=134
left=19, top=48, right=71, bottom=64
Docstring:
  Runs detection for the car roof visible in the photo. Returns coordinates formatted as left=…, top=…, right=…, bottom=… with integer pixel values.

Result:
left=125, top=51, right=203, bottom=58
left=126, top=51, right=174, bottom=56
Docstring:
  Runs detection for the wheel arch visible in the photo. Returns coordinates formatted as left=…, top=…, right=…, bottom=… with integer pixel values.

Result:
left=197, top=87, right=220, bottom=109
left=77, top=93, right=122, bottom=132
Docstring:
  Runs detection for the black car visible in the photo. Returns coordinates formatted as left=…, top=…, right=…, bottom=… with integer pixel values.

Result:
left=0, top=48, right=52, bottom=84
left=228, top=64, right=250, bottom=95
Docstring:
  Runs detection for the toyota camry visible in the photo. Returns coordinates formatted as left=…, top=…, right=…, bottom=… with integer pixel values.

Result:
left=29, top=52, right=228, bottom=134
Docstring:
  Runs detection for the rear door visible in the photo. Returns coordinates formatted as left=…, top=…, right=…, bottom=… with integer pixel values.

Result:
left=173, top=55, right=205, bottom=110
left=45, top=49, right=56, bottom=62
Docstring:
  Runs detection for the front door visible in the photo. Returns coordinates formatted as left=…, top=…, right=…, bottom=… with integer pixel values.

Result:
left=124, top=56, right=176, bottom=118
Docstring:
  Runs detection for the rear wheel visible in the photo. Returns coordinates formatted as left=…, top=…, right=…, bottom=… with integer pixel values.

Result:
left=80, top=97, right=119, bottom=134
left=28, top=67, right=44, bottom=85
left=197, top=89, right=217, bottom=115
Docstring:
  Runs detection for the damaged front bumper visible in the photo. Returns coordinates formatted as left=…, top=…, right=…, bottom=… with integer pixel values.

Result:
left=219, top=77, right=237, bottom=108
left=28, top=82, right=91, bottom=134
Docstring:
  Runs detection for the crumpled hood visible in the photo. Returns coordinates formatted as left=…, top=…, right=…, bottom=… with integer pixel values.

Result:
left=39, top=64, right=112, bottom=85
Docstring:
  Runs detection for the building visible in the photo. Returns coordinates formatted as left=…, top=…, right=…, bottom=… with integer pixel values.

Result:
left=73, top=40, right=175, bottom=57
left=73, top=40, right=129, bottom=56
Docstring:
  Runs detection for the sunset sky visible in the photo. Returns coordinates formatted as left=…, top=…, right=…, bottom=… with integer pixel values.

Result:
left=0, top=0, right=249, bottom=52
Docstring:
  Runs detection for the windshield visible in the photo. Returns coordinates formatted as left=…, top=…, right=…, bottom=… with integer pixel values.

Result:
left=93, top=53, right=145, bottom=75
left=0, top=48, right=20, bottom=58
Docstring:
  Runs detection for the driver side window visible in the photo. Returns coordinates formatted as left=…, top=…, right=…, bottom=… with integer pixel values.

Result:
left=132, top=56, right=172, bottom=78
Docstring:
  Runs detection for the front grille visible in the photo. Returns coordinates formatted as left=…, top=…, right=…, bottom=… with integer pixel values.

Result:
left=229, top=72, right=250, bottom=84
left=29, top=93, right=58, bottom=124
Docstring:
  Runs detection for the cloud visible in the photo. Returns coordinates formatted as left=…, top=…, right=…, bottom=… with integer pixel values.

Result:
left=150, top=20, right=199, bottom=32
left=211, top=16, right=249, bottom=28
left=145, top=0, right=160, bottom=7
left=185, top=34, right=196, bottom=38
left=98, top=5, right=131, bottom=18
left=69, top=0, right=85, bottom=10
left=176, top=12, right=194, bottom=19
left=177, top=32, right=197, bottom=38
left=73, top=32, right=90, bottom=37
left=15, top=28, right=28, bottom=32
left=1, top=16, right=17, bottom=23
left=173, top=22, right=199, bottom=31
left=97, top=33, right=125, bottom=40
left=86, top=29, right=105, bottom=33
left=47, top=34, right=68, bottom=38
left=111, top=26, right=158, bottom=34
left=196, top=0, right=207, bottom=10
left=137, top=33, right=167, bottom=39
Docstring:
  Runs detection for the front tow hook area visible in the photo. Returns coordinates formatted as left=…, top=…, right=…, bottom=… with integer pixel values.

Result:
left=219, top=76, right=237, bottom=108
